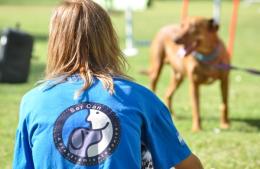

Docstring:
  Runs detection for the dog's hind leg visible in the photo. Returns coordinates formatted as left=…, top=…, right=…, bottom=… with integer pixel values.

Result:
left=149, top=44, right=165, bottom=92
left=150, top=63, right=163, bottom=92
left=164, top=71, right=183, bottom=116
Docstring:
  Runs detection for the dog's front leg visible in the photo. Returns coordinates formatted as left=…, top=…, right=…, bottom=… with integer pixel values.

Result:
left=220, top=74, right=230, bottom=129
left=189, top=78, right=201, bottom=132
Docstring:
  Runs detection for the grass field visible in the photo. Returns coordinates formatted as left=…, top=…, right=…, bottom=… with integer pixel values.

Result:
left=1, top=1, right=260, bottom=169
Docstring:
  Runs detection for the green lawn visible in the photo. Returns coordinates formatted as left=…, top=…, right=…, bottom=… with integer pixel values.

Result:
left=1, top=1, right=260, bottom=169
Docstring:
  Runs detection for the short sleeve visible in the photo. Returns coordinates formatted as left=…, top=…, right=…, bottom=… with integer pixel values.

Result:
left=12, top=97, right=34, bottom=169
left=142, top=100, right=191, bottom=169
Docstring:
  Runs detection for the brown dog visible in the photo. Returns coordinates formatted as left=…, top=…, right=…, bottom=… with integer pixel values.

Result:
left=146, top=17, right=230, bottom=131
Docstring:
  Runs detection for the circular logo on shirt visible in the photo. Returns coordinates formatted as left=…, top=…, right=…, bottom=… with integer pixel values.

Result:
left=53, top=102, right=121, bottom=166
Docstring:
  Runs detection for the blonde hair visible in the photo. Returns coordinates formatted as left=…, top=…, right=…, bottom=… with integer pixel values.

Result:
left=45, top=0, right=129, bottom=95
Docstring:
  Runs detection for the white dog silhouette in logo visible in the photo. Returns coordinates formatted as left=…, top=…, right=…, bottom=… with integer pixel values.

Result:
left=68, top=109, right=113, bottom=157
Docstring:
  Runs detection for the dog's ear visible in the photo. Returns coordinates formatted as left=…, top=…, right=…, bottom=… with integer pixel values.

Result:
left=208, top=18, right=219, bottom=32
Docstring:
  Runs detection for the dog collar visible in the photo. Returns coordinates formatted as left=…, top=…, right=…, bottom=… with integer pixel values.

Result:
left=193, top=45, right=220, bottom=63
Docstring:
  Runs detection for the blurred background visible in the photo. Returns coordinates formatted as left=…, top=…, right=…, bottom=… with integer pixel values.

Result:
left=0, top=0, right=260, bottom=168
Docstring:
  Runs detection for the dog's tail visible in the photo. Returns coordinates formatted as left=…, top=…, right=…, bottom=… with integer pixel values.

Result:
left=139, top=69, right=150, bottom=76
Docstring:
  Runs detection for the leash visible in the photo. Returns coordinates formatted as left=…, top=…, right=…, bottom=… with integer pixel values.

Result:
left=192, top=46, right=260, bottom=77
left=214, top=63, right=260, bottom=76
left=178, top=46, right=260, bottom=77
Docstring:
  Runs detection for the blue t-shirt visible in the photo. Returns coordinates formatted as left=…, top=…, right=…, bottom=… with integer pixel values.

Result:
left=13, top=76, right=191, bottom=169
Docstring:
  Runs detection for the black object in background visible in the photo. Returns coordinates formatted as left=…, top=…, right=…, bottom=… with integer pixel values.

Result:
left=0, top=28, right=34, bottom=83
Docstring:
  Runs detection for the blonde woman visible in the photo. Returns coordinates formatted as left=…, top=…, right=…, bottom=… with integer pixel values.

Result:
left=13, top=0, right=203, bottom=169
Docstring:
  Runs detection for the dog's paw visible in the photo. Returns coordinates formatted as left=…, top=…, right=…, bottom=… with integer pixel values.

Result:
left=220, top=122, right=230, bottom=129
left=192, top=125, right=202, bottom=132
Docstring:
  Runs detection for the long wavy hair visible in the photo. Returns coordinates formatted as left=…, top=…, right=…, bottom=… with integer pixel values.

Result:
left=45, top=0, right=129, bottom=95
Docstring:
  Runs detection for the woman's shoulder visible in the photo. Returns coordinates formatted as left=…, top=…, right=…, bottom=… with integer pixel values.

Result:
left=114, top=77, right=150, bottom=92
left=113, top=77, right=162, bottom=102
left=18, top=83, right=50, bottom=119
left=22, top=76, right=79, bottom=101
left=21, top=82, right=49, bottom=103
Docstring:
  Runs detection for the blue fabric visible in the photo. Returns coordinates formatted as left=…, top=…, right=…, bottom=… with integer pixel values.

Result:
left=13, top=76, right=191, bottom=169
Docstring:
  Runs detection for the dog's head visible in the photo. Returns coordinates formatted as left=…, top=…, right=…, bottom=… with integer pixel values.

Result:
left=174, top=17, right=219, bottom=56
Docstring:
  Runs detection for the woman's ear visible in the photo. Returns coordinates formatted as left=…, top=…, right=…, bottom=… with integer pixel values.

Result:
left=208, top=18, right=219, bottom=32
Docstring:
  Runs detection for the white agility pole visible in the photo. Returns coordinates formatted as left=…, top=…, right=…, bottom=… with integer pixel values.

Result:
left=213, top=0, right=221, bottom=24
left=123, top=4, right=138, bottom=57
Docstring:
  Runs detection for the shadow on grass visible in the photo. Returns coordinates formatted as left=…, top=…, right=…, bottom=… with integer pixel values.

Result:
left=231, top=117, right=260, bottom=131
left=29, top=62, right=46, bottom=82
left=174, top=114, right=260, bottom=132
left=33, top=33, right=48, bottom=42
